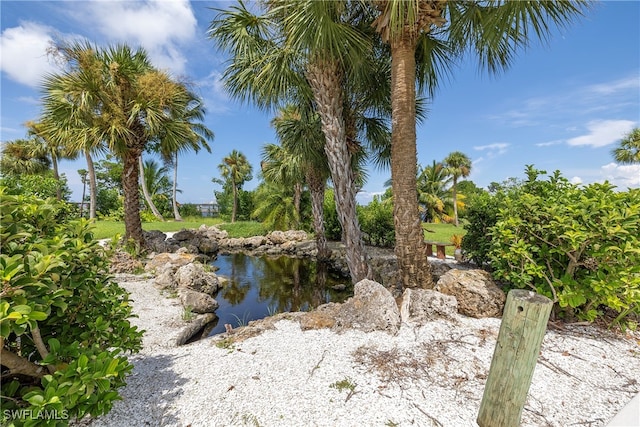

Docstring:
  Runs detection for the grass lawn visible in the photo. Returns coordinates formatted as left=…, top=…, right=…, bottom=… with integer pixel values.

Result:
left=422, top=222, right=467, bottom=256
left=90, top=217, right=224, bottom=240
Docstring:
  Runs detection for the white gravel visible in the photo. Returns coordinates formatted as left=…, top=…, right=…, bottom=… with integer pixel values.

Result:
left=83, top=274, right=640, bottom=427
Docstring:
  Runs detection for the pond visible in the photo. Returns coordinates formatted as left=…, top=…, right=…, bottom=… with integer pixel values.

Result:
left=202, top=253, right=352, bottom=337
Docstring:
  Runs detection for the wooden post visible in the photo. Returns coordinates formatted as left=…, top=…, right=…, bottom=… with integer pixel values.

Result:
left=477, top=289, right=553, bottom=427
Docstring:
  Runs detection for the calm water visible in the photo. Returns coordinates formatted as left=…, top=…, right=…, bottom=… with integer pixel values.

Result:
left=204, top=253, right=352, bottom=336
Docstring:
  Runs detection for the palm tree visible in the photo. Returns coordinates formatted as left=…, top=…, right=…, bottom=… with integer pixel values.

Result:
left=252, top=181, right=298, bottom=230
left=154, top=91, right=213, bottom=221
left=41, top=41, right=201, bottom=245
left=139, top=156, right=165, bottom=221
left=0, top=138, right=50, bottom=176
left=372, top=0, right=588, bottom=288
left=78, top=168, right=88, bottom=217
left=260, top=142, right=305, bottom=229
left=269, top=104, right=332, bottom=259
left=216, top=150, right=253, bottom=223
left=417, top=160, right=452, bottom=223
left=210, top=1, right=381, bottom=282
left=612, top=127, right=640, bottom=165
left=443, top=151, right=471, bottom=226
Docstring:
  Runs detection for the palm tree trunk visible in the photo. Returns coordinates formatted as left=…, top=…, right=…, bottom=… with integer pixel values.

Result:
left=80, top=176, right=87, bottom=218
left=231, top=184, right=238, bottom=223
left=307, top=59, right=372, bottom=283
left=138, top=157, right=165, bottom=221
left=85, top=150, right=97, bottom=220
left=293, top=182, right=302, bottom=229
left=123, top=150, right=145, bottom=246
left=452, top=177, right=459, bottom=227
left=390, top=36, right=433, bottom=289
left=172, top=153, right=183, bottom=221
left=51, top=156, right=61, bottom=201
left=307, top=169, right=330, bottom=260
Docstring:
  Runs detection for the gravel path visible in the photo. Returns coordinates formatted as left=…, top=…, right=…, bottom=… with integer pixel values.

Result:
left=83, top=274, right=640, bottom=427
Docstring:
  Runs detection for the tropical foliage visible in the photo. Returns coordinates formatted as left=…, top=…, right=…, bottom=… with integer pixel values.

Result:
left=612, top=127, right=640, bottom=165
left=464, top=167, right=640, bottom=325
left=0, top=190, right=142, bottom=425
left=40, top=42, right=211, bottom=247
left=214, top=150, right=253, bottom=223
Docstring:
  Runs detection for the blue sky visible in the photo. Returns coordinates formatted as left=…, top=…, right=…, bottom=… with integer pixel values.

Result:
left=1, top=0, right=639, bottom=205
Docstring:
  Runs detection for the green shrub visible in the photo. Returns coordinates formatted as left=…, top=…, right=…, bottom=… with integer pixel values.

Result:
left=488, top=168, right=640, bottom=324
left=323, top=190, right=342, bottom=241
left=358, top=196, right=395, bottom=247
left=179, top=203, right=202, bottom=217
left=0, top=188, right=143, bottom=426
left=461, top=191, right=499, bottom=267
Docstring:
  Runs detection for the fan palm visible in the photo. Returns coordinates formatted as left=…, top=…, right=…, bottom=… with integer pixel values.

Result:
left=270, top=104, right=332, bottom=259
left=210, top=1, right=388, bottom=282
left=41, top=41, right=201, bottom=245
left=217, top=150, right=253, bottom=223
left=154, top=91, right=213, bottom=221
left=417, top=160, right=452, bottom=223
left=443, top=150, right=471, bottom=226
left=612, top=127, right=640, bottom=165
left=0, top=138, right=50, bottom=176
left=372, top=0, right=588, bottom=288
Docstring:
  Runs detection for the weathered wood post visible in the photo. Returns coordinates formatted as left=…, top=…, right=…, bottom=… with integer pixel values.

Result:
left=477, top=289, right=553, bottom=427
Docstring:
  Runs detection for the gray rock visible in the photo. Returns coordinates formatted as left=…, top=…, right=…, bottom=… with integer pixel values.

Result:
left=154, top=268, right=177, bottom=290
left=175, top=263, right=220, bottom=295
left=173, top=229, right=196, bottom=241
left=400, top=288, right=458, bottom=325
left=435, top=269, right=506, bottom=318
left=179, top=288, right=218, bottom=314
left=243, top=236, right=266, bottom=248
left=333, top=279, right=401, bottom=334
left=197, top=238, right=219, bottom=255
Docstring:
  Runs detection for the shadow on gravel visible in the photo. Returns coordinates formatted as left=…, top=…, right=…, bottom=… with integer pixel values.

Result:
left=85, top=353, right=188, bottom=426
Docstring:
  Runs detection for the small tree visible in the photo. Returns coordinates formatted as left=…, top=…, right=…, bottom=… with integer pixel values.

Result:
left=214, top=150, right=253, bottom=223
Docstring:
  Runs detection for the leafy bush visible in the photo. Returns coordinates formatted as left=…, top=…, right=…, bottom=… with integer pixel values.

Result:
left=488, top=169, right=640, bottom=324
left=461, top=191, right=499, bottom=267
left=323, top=190, right=342, bottom=241
left=0, top=189, right=143, bottom=426
left=179, top=203, right=202, bottom=217
left=358, top=196, right=395, bottom=247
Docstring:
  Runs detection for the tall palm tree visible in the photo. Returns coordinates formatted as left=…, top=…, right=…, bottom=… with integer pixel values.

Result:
left=443, top=150, right=471, bottom=226
left=217, top=150, right=253, bottom=223
left=41, top=41, right=201, bottom=245
left=78, top=168, right=88, bottom=217
left=612, top=127, right=640, bottom=165
left=372, top=0, right=588, bottom=288
left=210, top=1, right=382, bottom=282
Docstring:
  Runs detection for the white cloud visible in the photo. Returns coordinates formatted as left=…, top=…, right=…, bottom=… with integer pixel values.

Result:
left=587, top=76, right=640, bottom=95
left=600, top=162, right=640, bottom=189
left=473, top=143, right=509, bottom=158
left=570, top=176, right=583, bottom=185
left=73, top=0, right=197, bottom=75
left=0, top=22, right=58, bottom=87
left=535, top=139, right=563, bottom=147
left=567, top=120, right=636, bottom=148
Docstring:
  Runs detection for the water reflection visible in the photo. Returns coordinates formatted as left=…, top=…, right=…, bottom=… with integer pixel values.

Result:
left=206, top=253, right=351, bottom=336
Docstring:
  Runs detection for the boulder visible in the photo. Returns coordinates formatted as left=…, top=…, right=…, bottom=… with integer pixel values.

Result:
left=266, top=230, right=287, bottom=245
left=154, top=268, right=177, bottom=290
left=145, top=252, right=197, bottom=273
left=283, top=230, right=308, bottom=242
left=179, top=288, right=218, bottom=314
left=196, top=238, right=219, bottom=255
left=243, top=236, right=266, bottom=248
left=143, top=230, right=169, bottom=253
left=400, top=288, right=458, bottom=325
left=172, top=229, right=196, bottom=242
left=333, top=279, right=401, bottom=334
left=109, top=251, right=144, bottom=274
left=198, top=225, right=228, bottom=240
left=174, top=263, right=220, bottom=295
left=435, top=269, right=506, bottom=318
